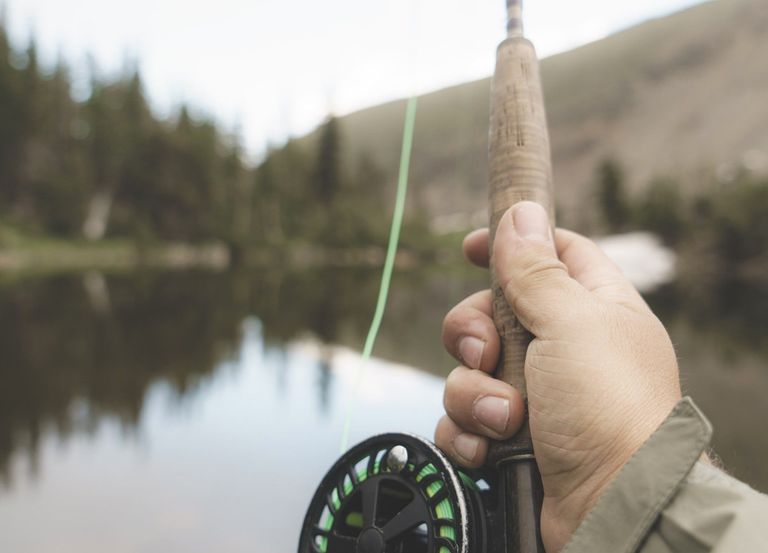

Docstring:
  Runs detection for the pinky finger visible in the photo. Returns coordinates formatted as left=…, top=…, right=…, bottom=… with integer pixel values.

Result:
left=434, top=415, right=489, bottom=468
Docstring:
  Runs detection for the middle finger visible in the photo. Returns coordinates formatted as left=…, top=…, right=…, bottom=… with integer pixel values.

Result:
left=443, top=367, right=525, bottom=440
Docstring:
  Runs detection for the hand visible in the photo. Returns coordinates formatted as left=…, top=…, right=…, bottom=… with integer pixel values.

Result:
left=434, top=202, right=682, bottom=552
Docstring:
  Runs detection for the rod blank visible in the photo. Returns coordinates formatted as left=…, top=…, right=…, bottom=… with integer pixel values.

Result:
left=507, top=0, right=524, bottom=37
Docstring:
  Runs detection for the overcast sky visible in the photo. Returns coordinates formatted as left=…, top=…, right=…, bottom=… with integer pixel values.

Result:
left=4, top=0, right=707, bottom=155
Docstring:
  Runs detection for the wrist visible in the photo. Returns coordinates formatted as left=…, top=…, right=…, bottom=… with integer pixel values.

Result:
left=538, top=403, right=677, bottom=552
left=541, top=457, right=624, bottom=552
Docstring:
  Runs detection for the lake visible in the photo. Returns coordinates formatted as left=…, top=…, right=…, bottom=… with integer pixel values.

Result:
left=0, top=266, right=766, bottom=552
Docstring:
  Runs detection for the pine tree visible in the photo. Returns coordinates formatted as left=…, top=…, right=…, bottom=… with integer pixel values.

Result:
left=0, top=19, right=253, bottom=243
left=636, top=177, right=684, bottom=245
left=0, top=19, right=24, bottom=210
left=254, top=153, right=284, bottom=245
left=313, top=116, right=341, bottom=205
left=595, top=159, right=630, bottom=233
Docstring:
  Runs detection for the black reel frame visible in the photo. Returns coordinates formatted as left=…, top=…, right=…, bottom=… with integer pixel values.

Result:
left=299, top=433, right=505, bottom=553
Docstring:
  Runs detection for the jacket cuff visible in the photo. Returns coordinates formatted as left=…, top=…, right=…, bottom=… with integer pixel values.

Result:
left=562, top=397, right=713, bottom=553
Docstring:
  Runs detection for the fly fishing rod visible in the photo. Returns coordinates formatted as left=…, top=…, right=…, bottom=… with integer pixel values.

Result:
left=485, top=0, right=551, bottom=550
left=298, top=1, right=553, bottom=551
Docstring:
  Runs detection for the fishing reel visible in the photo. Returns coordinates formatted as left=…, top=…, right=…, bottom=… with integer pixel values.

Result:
left=298, top=433, right=503, bottom=553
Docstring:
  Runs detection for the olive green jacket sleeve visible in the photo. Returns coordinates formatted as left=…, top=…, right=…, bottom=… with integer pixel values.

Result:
left=562, top=398, right=768, bottom=553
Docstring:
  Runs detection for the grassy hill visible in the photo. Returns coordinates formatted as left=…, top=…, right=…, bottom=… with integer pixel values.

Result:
left=289, top=0, right=768, bottom=232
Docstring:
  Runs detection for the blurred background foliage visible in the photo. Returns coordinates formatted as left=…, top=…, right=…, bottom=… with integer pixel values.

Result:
left=593, top=159, right=768, bottom=283
left=0, top=19, right=398, bottom=257
left=2, top=2, right=767, bottom=282
left=0, top=24, right=246, bottom=244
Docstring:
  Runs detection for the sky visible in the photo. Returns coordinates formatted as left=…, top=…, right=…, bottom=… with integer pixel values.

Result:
left=3, top=0, right=708, bottom=156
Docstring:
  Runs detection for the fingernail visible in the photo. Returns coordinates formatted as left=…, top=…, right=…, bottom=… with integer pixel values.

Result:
left=453, top=433, right=480, bottom=462
left=459, top=337, right=485, bottom=370
left=473, top=396, right=510, bottom=435
left=512, top=201, right=551, bottom=243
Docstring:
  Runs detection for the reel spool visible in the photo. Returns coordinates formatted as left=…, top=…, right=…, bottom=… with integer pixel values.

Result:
left=298, top=434, right=497, bottom=553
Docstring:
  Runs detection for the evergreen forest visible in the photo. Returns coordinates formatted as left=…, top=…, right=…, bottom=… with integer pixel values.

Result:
left=0, top=19, right=399, bottom=262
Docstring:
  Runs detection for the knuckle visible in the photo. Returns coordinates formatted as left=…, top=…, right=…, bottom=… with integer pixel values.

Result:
left=442, top=304, right=468, bottom=338
left=434, top=418, right=454, bottom=450
left=435, top=414, right=452, bottom=435
left=441, top=309, right=457, bottom=337
left=503, top=252, right=587, bottom=335
left=503, top=255, right=566, bottom=301
left=443, top=367, right=465, bottom=412
left=446, top=365, right=466, bottom=385
left=443, top=298, right=494, bottom=353
left=519, top=254, right=568, bottom=288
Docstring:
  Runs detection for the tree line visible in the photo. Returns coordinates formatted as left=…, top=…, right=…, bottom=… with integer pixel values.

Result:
left=4, top=17, right=764, bottom=271
left=595, top=159, right=768, bottom=280
left=0, top=20, right=395, bottom=253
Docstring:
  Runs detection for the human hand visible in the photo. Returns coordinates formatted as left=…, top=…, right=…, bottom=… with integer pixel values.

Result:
left=434, top=202, right=682, bottom=552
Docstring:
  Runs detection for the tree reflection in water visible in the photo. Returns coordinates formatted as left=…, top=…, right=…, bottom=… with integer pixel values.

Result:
left=0, top=268, right=766, bottom=493
left=0, top=267, right=386, bottom=483
left=0, top=271, right=247, bottom=483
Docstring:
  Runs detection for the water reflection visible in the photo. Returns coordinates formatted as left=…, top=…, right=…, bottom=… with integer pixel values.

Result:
left=0, top=268, right=766, bottom=551
left=0, top=281, right=448, bottom=552
left=0, top=271, right=247, bottom=483
left=0, top=267, right=471, bottom=484
left=648, top=278, right=768, bottom=356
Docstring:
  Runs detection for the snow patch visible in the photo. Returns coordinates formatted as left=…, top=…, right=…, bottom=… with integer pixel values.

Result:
left=595, top=232, right=676, bottom=293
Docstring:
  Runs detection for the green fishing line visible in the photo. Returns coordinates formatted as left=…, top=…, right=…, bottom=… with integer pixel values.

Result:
left=339, top=96, right=418, bottom=454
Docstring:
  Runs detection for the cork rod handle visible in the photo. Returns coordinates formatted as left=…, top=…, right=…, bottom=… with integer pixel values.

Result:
left=488, top=35, right=554, bottom=458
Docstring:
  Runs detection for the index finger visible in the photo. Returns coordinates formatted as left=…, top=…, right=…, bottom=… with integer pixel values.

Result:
left=463, top=229, right=490, bottom=268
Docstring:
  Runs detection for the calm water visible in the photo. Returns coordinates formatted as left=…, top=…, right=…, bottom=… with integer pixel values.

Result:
left=0, top=268, right=766, bottom=552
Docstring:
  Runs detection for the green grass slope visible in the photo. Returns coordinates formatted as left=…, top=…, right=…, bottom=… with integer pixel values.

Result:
left=294, top=0, right=768, bottom=230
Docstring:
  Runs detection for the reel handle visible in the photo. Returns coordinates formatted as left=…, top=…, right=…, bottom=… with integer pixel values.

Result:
left=487, top=35, right=553, bottom=553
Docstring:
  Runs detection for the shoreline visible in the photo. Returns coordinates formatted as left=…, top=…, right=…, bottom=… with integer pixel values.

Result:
left=0, top=240, right=438, bottom=275
left=2, top=234, right=767, bottom=290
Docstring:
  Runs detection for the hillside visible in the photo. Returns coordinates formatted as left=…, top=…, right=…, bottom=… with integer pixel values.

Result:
left=291, top=0, right=768, bottom=231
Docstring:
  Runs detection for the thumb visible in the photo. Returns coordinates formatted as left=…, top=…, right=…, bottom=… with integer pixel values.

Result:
left=493, top=202, right=589, bottom=337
